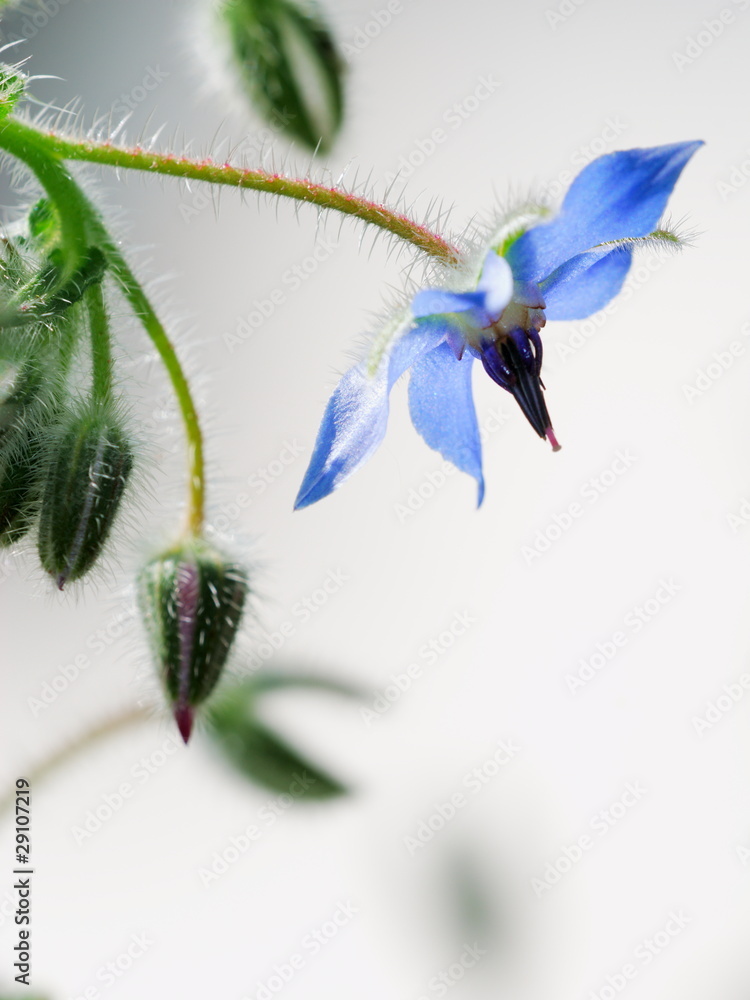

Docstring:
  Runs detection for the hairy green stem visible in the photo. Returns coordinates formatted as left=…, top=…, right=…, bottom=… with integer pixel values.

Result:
left=0, top=704, right=151, bottom=817
left=25, top=125, right=460, bottom=264
left=0, top=118, right=89, bottom=277
left=86, top=281, right=113, bottom=403
left=0, top=117, right=207, bottom=536
left=98, top=238, right=207, bottom=536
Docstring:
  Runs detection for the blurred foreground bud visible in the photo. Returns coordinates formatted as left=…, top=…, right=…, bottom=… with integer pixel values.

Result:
left=205, top=673, right=357, bottom=796
left=37, top=403, right=133, bottom=588
left=138, top=540, right=249, bottom=743
left=222, top=0, right=345, bottom=153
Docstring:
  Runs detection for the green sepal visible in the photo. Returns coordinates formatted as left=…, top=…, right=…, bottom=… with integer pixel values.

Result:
left=1, top=246, right=107, bottom=327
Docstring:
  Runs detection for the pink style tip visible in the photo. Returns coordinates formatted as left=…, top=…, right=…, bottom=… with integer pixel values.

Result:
left=546, top=427, right=562, bottom=452
left=175, top=705, right=194, bottom=744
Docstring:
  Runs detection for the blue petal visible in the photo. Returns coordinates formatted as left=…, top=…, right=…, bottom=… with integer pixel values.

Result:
left=507, top=141, right=702, bottom=283
left=541, top=246, right=633, bottom=321
left=294, top=321, right=448, bottom=509
left=476, top=251, right=514, bottom=316
left=408, top=341, right=485, bottom=506
left=412, top=289, right=486, bottom=318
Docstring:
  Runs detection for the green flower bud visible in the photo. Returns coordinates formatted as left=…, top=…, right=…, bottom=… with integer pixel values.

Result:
left=37, top=404, right=133, bottom=588
left=222, top=0, right=345, bottom=153
left=0, top=442, right=39, bottom=547
left=0, top=346, right=71, bottom=547
left=138, top=541, right=248, bottom=742
left=0, top=357, right=44, bottom=449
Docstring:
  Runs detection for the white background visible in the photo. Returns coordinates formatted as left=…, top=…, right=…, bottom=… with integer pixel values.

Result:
left=2, top=0, right=750, bottom=997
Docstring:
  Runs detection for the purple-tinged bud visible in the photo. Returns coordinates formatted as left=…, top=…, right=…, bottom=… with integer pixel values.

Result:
left=138, top=541, right=249, bottom=743
left=37, top=404, right=133, bottom=588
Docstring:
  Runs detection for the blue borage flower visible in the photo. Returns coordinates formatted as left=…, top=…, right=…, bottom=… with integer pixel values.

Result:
left=295, top=142, right=702, bottom=509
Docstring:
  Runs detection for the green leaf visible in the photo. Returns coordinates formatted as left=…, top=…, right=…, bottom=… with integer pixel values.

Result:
left=205, top=672, right=356, bottom=797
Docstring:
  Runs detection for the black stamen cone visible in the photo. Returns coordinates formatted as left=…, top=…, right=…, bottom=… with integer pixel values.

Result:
left=501, top=338, right=552, bottom=440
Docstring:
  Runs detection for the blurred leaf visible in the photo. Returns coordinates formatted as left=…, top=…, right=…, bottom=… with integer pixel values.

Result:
left=222, top=0, right=345, bottom=153
left=241, top=670, right=361, bottom=699
left=205, top=671, right=358, bottom=797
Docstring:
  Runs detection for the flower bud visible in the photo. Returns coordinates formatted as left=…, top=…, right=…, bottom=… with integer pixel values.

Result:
left=222, top=0, right=345, bottom=153
left=0, top=444, right=39, bottom=547
left=0, top=358, right=44, bottom=449
left=0, top=353, right=66, bottom=547
left=138, top=541, right=249, bottom=742
left=37, top=404, right=133, bottom=588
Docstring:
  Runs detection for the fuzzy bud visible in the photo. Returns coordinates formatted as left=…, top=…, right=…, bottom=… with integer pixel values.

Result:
left=138, top=540, right=249, bottom=743
left=37, top=404, right=133, bottom=588
left=0, top=444, right=39, bottom=547
left=222, top=0, right=345, bottom=153
left=0, top=353, right=66, bottom=547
